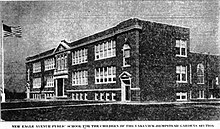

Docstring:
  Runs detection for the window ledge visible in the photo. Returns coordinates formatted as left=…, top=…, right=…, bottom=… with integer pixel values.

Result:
left=95, top=56, right=116, bottom=61
left=72, top=84, right=88, bottom=86
left=176, top=81, right=188, bottom=83
left=197, top=83, right=205, bottom=85
left=33, top=71, right=41, bottom=73
left=95, top=82, right=116, bottom=84
left=123, top=65, right=131, bottom=68
left=45, top=86, right=54, bottom=88
left=72, top=61, right=88, bottom=66
left=33, top=87, right=41, bottom=89
left=44, top=68, right=55, bottom=71
left=197, top=98, right=205, bottom=99
left=176, top=55, right=187, bottom=58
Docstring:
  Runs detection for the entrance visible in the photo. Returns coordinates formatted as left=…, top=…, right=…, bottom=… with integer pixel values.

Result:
left=121, top=79, right=131, bottom=101
left=119, top=71, right=132, bottom=102
left=57, top=79, right=63, bottom=96
left=125, top=84, right=131, bottom=101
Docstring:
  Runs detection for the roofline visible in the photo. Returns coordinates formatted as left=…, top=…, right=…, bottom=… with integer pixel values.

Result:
left=26, top=18, right=191, bottom=63
left=26, top=24, right=142, bottom=63
left=190, top=51, right=220, bottom=56
left=53, top=41, right=70, bottom=54
left=138, top=18, right=190, bottom=29
left=26, top=48, right=55, bottom=60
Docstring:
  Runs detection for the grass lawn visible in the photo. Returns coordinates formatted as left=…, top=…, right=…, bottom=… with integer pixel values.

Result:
left=1, top=103, right=220, bottom=121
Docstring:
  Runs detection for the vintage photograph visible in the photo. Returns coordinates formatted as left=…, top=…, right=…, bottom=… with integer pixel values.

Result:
left=1, top=0, right=220, bottom=123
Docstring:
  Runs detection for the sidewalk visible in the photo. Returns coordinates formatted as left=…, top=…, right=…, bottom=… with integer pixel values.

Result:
left=1, top=100, right=220, bottom=112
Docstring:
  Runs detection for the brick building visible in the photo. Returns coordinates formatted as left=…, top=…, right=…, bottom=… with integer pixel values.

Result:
left=26, top=18, right=220, bottom=102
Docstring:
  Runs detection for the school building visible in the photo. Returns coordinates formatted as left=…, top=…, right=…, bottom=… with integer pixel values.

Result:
left=26, top=18, right=220, bottom=102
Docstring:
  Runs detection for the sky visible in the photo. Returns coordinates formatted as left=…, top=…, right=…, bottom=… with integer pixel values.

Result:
left=0, top=0, right=220, bottom=92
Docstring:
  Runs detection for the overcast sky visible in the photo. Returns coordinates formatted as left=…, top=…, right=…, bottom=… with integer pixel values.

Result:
left=1, top=0, right=220, bottom=92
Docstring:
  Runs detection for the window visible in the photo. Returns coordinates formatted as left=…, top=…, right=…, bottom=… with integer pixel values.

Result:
left=72, top=70, right=88, bottom=86
left=216, top=77, right=219, bottom=85
left=176, top=92, right=187, bottom=101
left=33, top=62, right=41, bottom=73
left=44, top=58, right=55, bottom=71
left=45, top=76, right=54, bottom=87
left=56, top=53, right=67, bottom=71
left=176, top=66, right=187, bottom=83
left=95, top=40, right=116, bottom=60
left=198, top=90, right=205, bottom=99
left=33, top=78, right=41, bottom=88
left=209, top=80, right=214, bottom=89
left=197, top=64, right=204, bottom=84
left=72, top=48, right=88, bottom=65
left=123, top=44, right=131, bottom=67
left=95, top=66, right=116, bottom=84
left=189, top=64, right=192, bottom=84
left=27, top=69, right=30, bottom=81
left=176, top=40, right=187, bottom=57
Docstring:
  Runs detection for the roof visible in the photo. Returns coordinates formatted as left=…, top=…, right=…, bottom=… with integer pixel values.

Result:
left=26, top=18, right=141, bottom=62
left=26, top=18, right=191, bottom=62
left=26, top=48, right=55, bottom=61
left=68, top=18, right=140, bottom=47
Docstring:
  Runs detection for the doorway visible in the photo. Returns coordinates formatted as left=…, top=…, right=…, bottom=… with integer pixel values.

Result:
left=57, top=79, right=63, bottom=96
left=121, top=79, right=131, bottom=102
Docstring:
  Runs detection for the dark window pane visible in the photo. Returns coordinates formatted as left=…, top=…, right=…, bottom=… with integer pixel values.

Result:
left=182, top=74, right=186, bottom=81
left=177, top=96, right=180, bottom=99
left=177, top=74, right=180, bottom=81
left=182, top=96, right=186, bottom=99
left=176, top=47, right=180, bottom=55
left=181, top=48, right=186, bottom=55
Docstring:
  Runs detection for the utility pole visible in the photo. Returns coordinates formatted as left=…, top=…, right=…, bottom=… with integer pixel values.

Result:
left=1, top=21, right=6, bottom=102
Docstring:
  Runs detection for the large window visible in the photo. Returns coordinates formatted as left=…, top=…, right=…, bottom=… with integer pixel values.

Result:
left=176, top=66, right=187, bottom=83
left=95, top=40, right=116, bottom=60
left=72, top=48, right=87, bottom=65
left=33, top=62, right=41, bottom=73
left=45, top=76, right=54, bottom=87
left=197, top=64, right=204, bottom=84
left=33, top=78, right=41, bottom=88
left=44, top=58, right=55, bottom=71
left=72, top=70, right=88, bottom=86
left=95, top=66, right=116, bottom=84
left=176, top=40, right=187, bottom=57
left=56, top=53, right=67, bottom=71
left=123, top=44, right=131, bottom=67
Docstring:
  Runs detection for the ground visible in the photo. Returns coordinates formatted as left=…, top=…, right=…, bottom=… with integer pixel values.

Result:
left=1, top=100, right=220, bottom=121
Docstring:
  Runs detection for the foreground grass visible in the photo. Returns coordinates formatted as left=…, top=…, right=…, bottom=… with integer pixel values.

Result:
left=1, top=103, right=220, bottom=121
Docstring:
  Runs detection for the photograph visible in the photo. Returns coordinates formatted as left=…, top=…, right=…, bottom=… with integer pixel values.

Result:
left=1, top=0, right=220, bottom=128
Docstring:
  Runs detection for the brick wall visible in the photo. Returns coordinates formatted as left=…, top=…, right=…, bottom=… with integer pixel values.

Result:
left=139, top=20, right=190, bottom=102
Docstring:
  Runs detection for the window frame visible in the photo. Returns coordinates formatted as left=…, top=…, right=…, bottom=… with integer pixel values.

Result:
left=95, top=40, right=116, bottom=60
left=72, top=48, right=88, bottom=65
left=175, top=40, right=187, bottom=57
left=44, top=58, right=55, bottom=71
left=176, top=92, right=187, bottom=101
left=33, top=62, right=41, bottom=73
left=45, top=76, right=54, bottom=88
left=95, top=66, right=116, bottom=84
left=72, top=70, right=88, bottom=86
left=122, top=44, right=131, bottom=67
left=176, top=65, right=187, bottom=83
left=33, top=77, right=41, bottom=88
left=197, top=64, right=205, bottom=84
